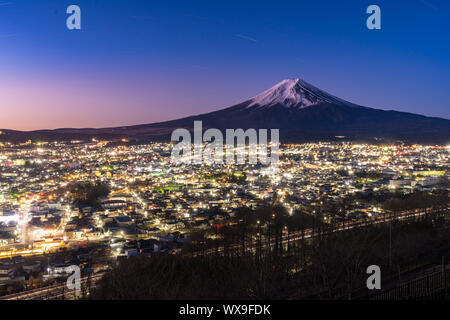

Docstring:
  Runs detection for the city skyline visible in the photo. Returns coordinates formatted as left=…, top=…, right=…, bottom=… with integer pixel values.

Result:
left=1, top=0, right=450, bottom=130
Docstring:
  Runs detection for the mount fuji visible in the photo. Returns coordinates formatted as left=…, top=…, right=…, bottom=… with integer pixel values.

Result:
left=246, top=78, right=356, bottom=109
left=2, top=78, right=449, bottom=144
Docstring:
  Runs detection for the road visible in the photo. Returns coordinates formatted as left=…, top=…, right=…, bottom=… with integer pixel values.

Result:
left=0, top=273, right=104, bottom=300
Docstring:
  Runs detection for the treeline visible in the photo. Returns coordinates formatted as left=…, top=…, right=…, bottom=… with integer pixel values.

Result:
left=90, top=203, right=449, bottom=300
left=184, top=204, right=323, bottom=259
left=69, top=181, right=110, bottom=209
left=383, top=190, right=448, bottom=213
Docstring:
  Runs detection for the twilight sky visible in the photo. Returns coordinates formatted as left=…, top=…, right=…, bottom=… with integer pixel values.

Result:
left=0, top=0, right=449, bottom=130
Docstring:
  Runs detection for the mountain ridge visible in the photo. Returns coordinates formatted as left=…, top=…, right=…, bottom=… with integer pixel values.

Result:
left=1, top=78, right=449, bottom=144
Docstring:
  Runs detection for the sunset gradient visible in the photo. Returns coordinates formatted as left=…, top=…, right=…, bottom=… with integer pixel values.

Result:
left=1, top=0, right=449, bottom=130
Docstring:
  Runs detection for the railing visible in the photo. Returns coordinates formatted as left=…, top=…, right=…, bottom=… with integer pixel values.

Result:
left=368, top=267, right=449, bottom=300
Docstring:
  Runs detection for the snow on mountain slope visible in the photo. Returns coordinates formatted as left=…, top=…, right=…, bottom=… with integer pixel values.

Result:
left=247, top=78, right=355, bottom=108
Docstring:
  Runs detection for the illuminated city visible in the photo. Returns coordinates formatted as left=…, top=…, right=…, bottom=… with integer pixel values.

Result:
left=0, top=139, right=448, bottom=297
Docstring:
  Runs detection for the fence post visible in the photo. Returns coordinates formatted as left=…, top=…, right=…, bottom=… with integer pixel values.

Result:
left=442, top=256, right=446, bottom=290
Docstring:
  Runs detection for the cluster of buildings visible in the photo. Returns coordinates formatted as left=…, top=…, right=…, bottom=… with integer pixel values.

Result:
left=0, top=140, right=448, bottom=293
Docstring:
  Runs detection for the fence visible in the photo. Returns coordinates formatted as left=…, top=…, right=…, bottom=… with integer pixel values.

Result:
left=368, top=267, right=449, bottom=300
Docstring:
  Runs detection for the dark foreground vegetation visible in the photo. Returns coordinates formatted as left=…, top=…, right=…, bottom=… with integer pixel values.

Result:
left=69, top=181, right=110, bottom=209
left=90, top=196, right=449, bottom=300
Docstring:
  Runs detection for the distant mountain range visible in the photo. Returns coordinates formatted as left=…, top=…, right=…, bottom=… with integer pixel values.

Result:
left=2, top=78, right=449, bottom=144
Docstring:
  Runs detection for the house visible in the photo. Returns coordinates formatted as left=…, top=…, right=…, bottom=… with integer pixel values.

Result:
left=0, top=266, right=15, bottom=281
left=23, top=261, right=41, bottom=274
left=114, top=216, right=133, bottom=226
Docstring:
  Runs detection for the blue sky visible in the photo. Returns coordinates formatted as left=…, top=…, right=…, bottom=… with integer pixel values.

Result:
left=0, top=0, right=449, bottom=130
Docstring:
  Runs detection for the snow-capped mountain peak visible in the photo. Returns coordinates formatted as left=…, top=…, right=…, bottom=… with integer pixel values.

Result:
left=247, top=78, right=353, bottom=108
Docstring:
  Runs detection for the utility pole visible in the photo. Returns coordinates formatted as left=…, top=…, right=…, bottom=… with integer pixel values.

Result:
left=389, top=222, right=392, bottom=268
